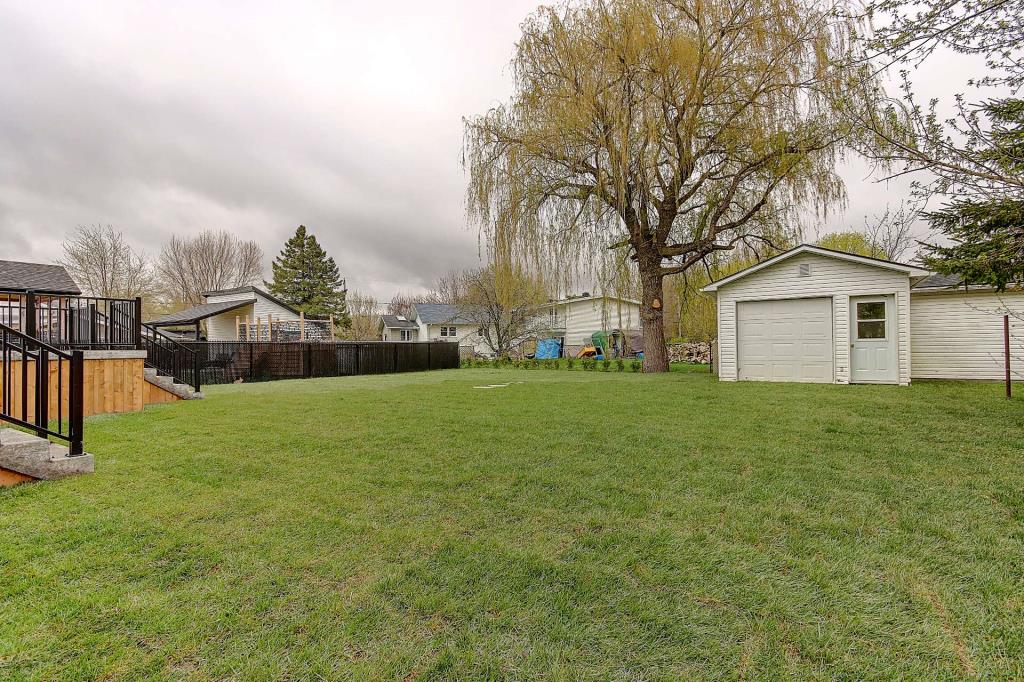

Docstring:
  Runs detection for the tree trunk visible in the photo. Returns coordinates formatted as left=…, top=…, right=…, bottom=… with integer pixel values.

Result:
left=639, top=263, right=669, bottom=372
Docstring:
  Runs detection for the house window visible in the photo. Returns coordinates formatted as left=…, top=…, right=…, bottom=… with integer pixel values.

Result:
left=440, top=326, right=456, bottom=337
left=856, top=301, right=886, bottom=339
left=400, top=329, right=412, bottom=341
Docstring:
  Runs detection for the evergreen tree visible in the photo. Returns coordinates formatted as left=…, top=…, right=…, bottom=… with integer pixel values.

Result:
left=920, top=99, right=1024, bottom=291
left=266, top=225, right=351, bottom=327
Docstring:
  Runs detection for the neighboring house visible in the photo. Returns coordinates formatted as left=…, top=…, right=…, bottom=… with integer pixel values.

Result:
left=148, top=286, right=330, bottom=341
left=0, top=259, right=82, bottom=328
left=538, top=294, right=642, bottom=357
left=409, top=303, right=491, bottom=355
left=701, top=244, right=1024, bottom=384
left=380, top=314, right=418, bottom=341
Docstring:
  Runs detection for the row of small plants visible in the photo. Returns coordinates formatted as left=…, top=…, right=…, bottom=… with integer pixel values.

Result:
left=461, top=356, right=643, bottom=372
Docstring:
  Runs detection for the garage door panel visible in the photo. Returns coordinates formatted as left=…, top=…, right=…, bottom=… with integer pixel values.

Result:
left=737, top=298, right=833, bottom=383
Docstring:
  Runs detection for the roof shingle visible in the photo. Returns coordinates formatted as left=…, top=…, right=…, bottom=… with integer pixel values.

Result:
left=0, top=260, right=81, bottom=295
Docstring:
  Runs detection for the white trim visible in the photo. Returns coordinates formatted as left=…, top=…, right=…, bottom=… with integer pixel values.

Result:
left=701, top=244, right=931, bottom=292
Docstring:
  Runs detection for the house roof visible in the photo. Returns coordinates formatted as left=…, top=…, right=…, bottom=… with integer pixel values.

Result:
left=912, top=273, right=965, bottom=290
left=411, top=303, right=478, bottom=324
left=0, top=260, right=81, bottom=295
left=202, top=286, right=300, bottom=315
left=701, top=244, right=931, bottom=292
left=147, top=299, right=253, bottom=327
left=380, top=314, right=418, bottom=329
left=539, top=294, right=641, bottom=308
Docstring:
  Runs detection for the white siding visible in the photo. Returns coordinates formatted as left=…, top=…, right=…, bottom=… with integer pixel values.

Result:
left=910, top=290, right=1024, bottom=379
left=714, top=252, right=912, bottom=385
left=562, top=297, right=641, bottom=346
left=203, top=290, right=300, bottom=341
left=206, top=304, right=254, bottom=340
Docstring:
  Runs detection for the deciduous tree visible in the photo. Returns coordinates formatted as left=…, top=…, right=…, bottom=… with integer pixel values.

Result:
left=465, top=0, right=871, bottom=371
left=59, top=224, right=154, bottom=299
left=157, top=229, right=263, bottom=306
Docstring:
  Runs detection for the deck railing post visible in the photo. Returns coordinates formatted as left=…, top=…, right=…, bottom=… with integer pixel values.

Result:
left=69, top=350, right=84, bottom=456
left=35, top=347, right=49, bottom=432
left=134, top=297, right=143, bottom=350
left=24, top=290, right=36, bottom=338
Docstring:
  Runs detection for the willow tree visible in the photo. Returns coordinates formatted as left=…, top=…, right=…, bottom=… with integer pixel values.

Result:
left=464, top=0, right=871, bottom=371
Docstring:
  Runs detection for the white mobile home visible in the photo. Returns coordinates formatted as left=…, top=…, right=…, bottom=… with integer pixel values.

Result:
left=702, top=244, right=1023, bottom=384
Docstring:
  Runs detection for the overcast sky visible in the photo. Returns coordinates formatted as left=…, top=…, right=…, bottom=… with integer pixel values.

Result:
left=0, top=1, right=981, bottom=300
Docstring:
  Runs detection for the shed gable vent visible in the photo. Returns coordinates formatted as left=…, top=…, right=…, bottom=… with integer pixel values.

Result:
left=798, top=263, right=811, bottom=277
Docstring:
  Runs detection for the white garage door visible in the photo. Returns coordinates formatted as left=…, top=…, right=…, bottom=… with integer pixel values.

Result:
left=737, top=298, right=834, bottom=382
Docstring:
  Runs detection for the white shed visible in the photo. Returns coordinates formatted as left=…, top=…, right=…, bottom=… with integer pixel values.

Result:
left=702, top=245, right=930, bottom=385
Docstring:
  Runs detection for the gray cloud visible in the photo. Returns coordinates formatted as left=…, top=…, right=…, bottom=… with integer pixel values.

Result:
left=0, top=1, right=984, bottom=299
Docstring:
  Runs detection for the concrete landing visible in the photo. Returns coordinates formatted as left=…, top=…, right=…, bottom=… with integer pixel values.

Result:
left=0, top=428, right=94, bottom=483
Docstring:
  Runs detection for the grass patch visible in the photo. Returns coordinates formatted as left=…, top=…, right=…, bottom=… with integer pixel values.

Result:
left=2, top=369, right=1022, bottom=679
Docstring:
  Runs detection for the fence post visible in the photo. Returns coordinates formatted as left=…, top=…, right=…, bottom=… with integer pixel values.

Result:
left=354, top=343, right=360, bottom=375
left=193, top=346, right=201, bottom=394
left=249, top=342, right=254, bottom=382
left=134, top=297, right=143, bottom=350
left=1005, top=314, right=1012, bottom=399
left=427, top=342, right=432, bottom=370
left=69, top=350, right=84, bottom=456
left=303, top=344, right=311, bottom=378
left=393, top=342, right=399, bottom=372
left=24, top=290, right=36, bottom=338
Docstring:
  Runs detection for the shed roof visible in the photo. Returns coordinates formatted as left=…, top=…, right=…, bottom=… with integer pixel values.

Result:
left=701, top=244, right=931, bottom=292
left=0, top=260, right=81, bottom=295
left=147, top=299, right=252, bottom=327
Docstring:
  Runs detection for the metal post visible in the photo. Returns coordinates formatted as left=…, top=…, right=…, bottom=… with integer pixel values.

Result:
left=24, top=290, right=36, bottom=338
left=1005, top=314, right=1012, bottom=399
left=89, top=304, right=98, bottom=347
left=134, top=297, right=143, bottom=349
left=193, top=346, right=201, bottom=393
left=35, top=347, right=49, bottom=431
left=69, top=350, right=84, bottom=456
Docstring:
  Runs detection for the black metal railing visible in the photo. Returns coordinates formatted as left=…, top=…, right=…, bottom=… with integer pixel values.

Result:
left=141, top=323, right=200, bottom=392
left=0, top=290, right=141, bottom=350
left=183, top=341, right=460, bottom=385
left=1, top=322, right=84, bottom=455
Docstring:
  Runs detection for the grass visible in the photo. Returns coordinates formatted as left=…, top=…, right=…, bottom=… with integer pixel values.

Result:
left=1, top=368, right=1023, bottom=680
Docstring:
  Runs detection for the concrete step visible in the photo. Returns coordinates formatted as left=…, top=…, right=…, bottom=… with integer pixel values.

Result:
left=0, top=428, right=94, bottom=481
left=143, top=367, right=202, bottom=400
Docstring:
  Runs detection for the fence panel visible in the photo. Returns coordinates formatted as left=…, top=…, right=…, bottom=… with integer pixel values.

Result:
left=183, top=341, right=458, bottom=385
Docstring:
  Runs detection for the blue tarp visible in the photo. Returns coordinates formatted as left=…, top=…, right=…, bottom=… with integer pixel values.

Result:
left=535, top=338, right=562, bottom=359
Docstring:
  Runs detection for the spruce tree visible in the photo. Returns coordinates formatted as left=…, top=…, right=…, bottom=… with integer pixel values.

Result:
left=266, top=225, right=351, bottom=327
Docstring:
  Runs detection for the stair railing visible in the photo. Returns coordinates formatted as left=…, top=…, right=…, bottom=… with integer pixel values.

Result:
left=0, top=322, right=84, bottom=455
left=141, top=323, right=200, bottom=393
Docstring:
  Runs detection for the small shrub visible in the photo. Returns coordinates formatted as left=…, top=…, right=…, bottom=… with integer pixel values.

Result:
left=460, top=358, right=471, bottom=368
left=615, top=359, right=625, bottom=372
left=601, top=360, right=611, bottom=372
left=491, top=358, right=500, bottom=368
left=566, top=358, right=575, bottom=370
left=530, top=358, right=540, bottom=370
left=630, top=360, right=642, bottom=372
left=582, top=358, right=595, bottom=371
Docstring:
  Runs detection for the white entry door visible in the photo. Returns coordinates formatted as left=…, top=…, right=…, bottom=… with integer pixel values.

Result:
left=850, top=295, right=898, bottom=384
left=737, top=298, right=834, bottom=382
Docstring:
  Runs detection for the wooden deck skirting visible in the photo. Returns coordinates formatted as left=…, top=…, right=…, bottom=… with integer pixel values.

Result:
left=0, top=351, right=179, bottom=420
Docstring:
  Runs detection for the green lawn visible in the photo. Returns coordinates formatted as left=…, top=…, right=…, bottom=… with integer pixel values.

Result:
left=2, top=368, right=1022, bottom=680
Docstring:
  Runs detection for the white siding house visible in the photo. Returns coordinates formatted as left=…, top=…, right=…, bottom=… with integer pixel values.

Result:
left=702, top=244, right=1024, bottom=385
left=203, top=287, right=303, bottom=341
left=539, top=295, right=642, bottom=356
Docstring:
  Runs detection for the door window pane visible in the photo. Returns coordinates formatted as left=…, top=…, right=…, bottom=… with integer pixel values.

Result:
left=857, top=302, right=886, bottom=320
left=857, top=320, right=886, bottom=339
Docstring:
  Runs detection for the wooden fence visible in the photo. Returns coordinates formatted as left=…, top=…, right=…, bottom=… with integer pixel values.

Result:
left=184, top=341, right=460, bottom=385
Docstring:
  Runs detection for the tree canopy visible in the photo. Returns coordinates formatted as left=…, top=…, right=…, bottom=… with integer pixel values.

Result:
left=464, top=0, right=872, bottom=370
left=266, top=225, right=350, bottom=325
